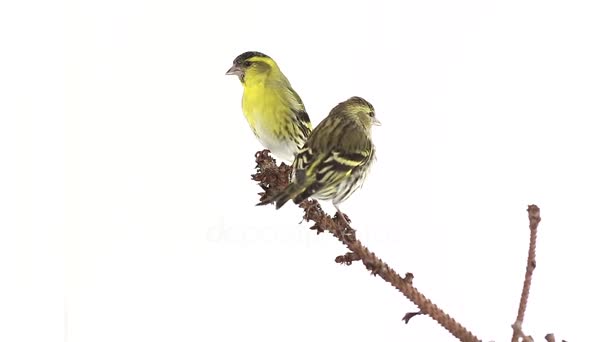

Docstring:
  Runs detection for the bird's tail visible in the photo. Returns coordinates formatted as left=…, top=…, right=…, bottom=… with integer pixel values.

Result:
left=257, top=183, right=309, bottom=209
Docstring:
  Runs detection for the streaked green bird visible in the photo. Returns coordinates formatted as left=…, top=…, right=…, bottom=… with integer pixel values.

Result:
left=226, top=51, right=312, bottom=162
left=259, top=96, right=380, bottom=219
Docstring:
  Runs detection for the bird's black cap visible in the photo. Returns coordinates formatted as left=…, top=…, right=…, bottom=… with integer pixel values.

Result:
left=233, top=51, right=270, bottom=64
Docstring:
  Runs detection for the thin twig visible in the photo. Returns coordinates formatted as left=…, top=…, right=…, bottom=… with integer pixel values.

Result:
left=511, top=205, right=541, bottom=342
left=253, top=150, right=481, bottom=342
left=402, top=311, right=423, bottom=324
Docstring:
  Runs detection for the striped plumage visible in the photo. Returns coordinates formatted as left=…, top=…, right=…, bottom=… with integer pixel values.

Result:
left=226, top=51, right=312, bottom=162
left=259, top=96, right=380, bottom=212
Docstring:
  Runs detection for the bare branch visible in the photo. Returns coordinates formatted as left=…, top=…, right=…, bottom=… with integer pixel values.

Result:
left=511, top=205, right=541, bottom=342
left=253, top=150, right=481, bottom=342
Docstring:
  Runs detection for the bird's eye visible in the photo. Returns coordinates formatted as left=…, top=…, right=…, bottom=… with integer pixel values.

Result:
left=369, top=111, right=375, bottom=117
left=243, top=61, right=253, bottom=67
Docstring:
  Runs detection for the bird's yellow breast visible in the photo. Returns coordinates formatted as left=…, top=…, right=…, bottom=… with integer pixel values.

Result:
left=241, top=83, right=285, bottom=136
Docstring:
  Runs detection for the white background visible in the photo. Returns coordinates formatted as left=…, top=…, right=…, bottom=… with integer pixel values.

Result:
left=1, top=0, right=607, bottom=341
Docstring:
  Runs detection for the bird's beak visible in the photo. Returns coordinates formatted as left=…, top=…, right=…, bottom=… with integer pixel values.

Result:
left=372, top=117, right=382, bottom=126
left=225, top=64, right=242, bottom=76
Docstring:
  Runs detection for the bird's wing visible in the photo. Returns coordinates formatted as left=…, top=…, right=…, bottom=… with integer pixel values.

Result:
left=291, top=110, right=373, bottom=196
left=266, top=79, right=312, bottom=134
left=286, top=85, right=312, bottom=135
left=294, top=140, right=372, bottom=187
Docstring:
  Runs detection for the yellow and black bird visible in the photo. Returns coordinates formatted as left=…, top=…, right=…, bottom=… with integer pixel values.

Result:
left=226, top=51, right=312, bottom=162
left=259, top=96, right=380, bottom=220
